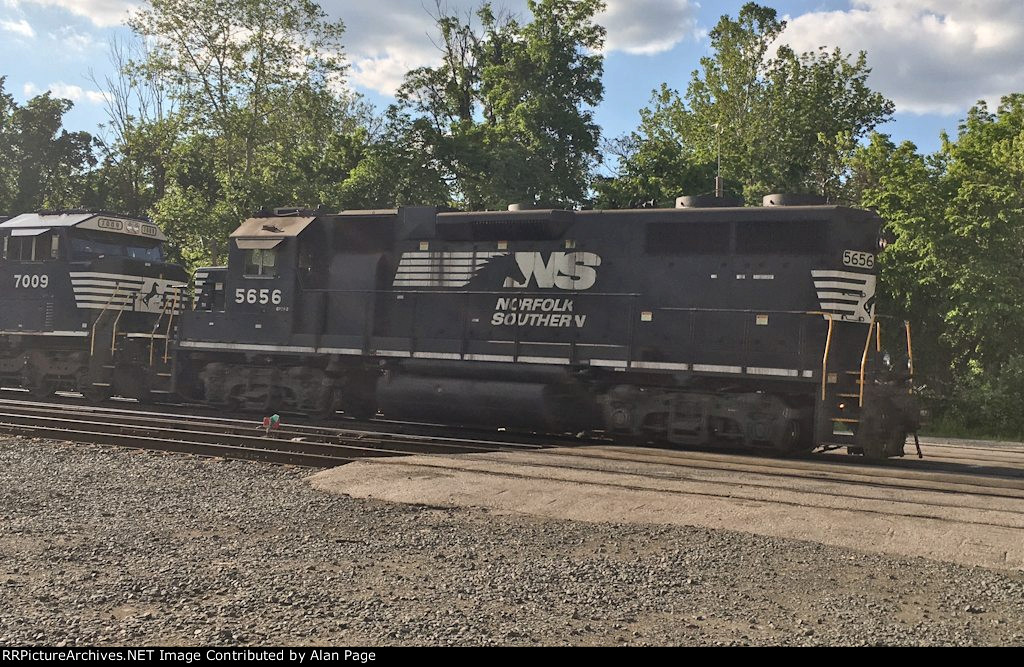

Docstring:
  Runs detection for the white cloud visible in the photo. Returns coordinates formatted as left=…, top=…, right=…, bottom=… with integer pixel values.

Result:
left=14, top=0, right=135, bottom=27
left=23, top=80, right=109, bottom=104
left=333, top=0, right=701, bottom=95
left=1, top=17, right=34, bottom=38
left=49, top=25, right=101, bottom=53
left=781, top=0, right=1024, bottom=114
left=599, top=0, right=699, bottom=55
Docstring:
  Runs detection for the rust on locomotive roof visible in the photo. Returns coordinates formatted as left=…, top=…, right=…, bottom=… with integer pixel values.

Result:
left=229, top=215, right=317, bottom=239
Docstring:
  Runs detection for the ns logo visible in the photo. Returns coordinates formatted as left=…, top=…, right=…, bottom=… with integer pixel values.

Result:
left=502, top=251, right=602, bottom=291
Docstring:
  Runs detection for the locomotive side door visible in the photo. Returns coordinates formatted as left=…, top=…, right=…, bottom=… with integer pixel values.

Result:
left=0, top=228, right=61, bottom=332
left=228, top=237, right=295, bottom=343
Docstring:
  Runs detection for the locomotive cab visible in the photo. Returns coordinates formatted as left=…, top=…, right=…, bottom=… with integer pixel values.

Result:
left=185, top=211, right=319, bottom=344
left=0, top=211, right=188, bottom=401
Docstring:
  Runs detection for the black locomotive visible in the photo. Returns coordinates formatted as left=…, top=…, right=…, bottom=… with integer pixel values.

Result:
left=176, top=197, right=918, bottom=458
left=0, top=211, right=189, bottom=401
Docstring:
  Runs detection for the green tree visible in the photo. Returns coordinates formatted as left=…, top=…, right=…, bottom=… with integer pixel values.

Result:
left=599, top=2, right=893, bottom=206
left=334, top=109, right=448, bottom=209
left=126, top=0, right=366, bottom=264
left=0, top=77, right=96, bottom=213
left=395, top=0, right=606, bottom=209
left=850, top=98, right=1024, bottom=437
left=935, top=95, right=1024, bottom=370
left=849, top=133, right=948, bottom=383
left=86, top=37, right=178, bottom=217
left=0, top=78, right=16, bottom=210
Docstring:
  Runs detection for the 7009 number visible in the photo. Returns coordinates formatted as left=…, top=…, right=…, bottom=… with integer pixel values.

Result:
left=235, top=288, right=283, bottom=305
left=13, top=274, right=49, bottom=289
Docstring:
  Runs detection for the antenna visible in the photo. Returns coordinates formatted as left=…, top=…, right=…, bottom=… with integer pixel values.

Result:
left=714, top=122, right=723, bottom=198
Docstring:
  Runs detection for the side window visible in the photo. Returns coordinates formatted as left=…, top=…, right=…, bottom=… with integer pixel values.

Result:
left=244, top=248, right=278, bottom=277
left=3, top=233, right=57, bottom=260
left=4, top=236, right=37, bottom=260
left=33, top=232, right=55, bottom=261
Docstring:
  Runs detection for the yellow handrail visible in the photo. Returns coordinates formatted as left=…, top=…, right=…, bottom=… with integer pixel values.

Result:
left=819, top=313, right=835, bottom=402
left=876, top=320, right=882, bottom=352
left=163, top=288, right=181, bottom=363
left=858, top=316, right=877, bottom=407
left=110, top=289, right=131, bottom=355
left=905, top=320, right=914, bottom=394
left=149, top=285, right=174, bottom=366
left=90, top=283, right=122, bottom=358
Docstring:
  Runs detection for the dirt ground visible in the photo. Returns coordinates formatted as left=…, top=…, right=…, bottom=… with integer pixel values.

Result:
left=2, top=436, right=1023, bottom=646
left=310, top=442, right=1024, bottom=571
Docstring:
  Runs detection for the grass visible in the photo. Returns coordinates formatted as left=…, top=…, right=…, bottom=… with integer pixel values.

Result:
left=919, top=414, right=1024, bottom=443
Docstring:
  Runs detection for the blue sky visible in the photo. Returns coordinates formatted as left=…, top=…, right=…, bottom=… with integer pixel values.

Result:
left=2, top=0, right=1022, bottom=162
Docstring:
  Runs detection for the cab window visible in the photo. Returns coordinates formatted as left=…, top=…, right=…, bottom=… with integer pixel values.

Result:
left=69, top=230, right=164, bottom=261
left=2, top=232, right=57, bottom=261
left=244, top=248, right=278, bottom=277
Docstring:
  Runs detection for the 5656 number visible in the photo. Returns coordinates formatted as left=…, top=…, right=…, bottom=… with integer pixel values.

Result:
left=842, top=250, right=875, bottom=269
left=235, top=288, right=282, bottom=305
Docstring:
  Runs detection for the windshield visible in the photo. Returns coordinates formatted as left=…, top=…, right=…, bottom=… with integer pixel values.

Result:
left=70, top=230, right=165, bottom=262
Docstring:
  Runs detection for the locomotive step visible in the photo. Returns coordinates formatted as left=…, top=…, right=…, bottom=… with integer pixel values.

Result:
left=91, top=382, right=112, bottom=387
left=831, top=417, right=860, bottom=423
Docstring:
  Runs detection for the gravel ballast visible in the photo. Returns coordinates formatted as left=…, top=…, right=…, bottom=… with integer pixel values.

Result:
left=1, top=436, right=1022, bottom=646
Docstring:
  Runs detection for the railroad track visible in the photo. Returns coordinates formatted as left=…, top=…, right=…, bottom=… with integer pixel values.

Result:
left=1, top=392, right=1022, bottom=493
left=0, top=394, right=556, bottom=467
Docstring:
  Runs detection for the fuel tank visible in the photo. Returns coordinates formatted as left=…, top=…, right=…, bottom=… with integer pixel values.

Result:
left=375, top=373, right=601, bottom=432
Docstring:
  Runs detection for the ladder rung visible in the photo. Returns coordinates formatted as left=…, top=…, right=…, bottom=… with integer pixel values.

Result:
left=91, top=382, right=112, bottom=387
left=838, top=393, right=860, bottom=398
left=156, top=372, right=172, bottom=377
left=832, top=417, right=860, bottom=423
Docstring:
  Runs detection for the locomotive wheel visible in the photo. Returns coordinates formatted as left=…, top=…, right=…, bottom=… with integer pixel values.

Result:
left=341, top=395, right=376, bottom=420
left=81, top=385, right=113, bottom=403
left=22, top=371, right=55, bottom=399
left=30, top=382, right=56, bottom=399
left=776, top=419, right=804, bottom=456
left=309, top=389, right=338, bottom=420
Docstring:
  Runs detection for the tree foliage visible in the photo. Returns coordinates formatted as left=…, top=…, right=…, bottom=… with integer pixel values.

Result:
left=0, top=77, right=96, bottom=213
left=370, top=0, right=606, bottom=210
left=851, top=96, right=1024, bottom=436
left=124, top=0, right=368, bottom=264
left=598, top=2, right=893, bottom=206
